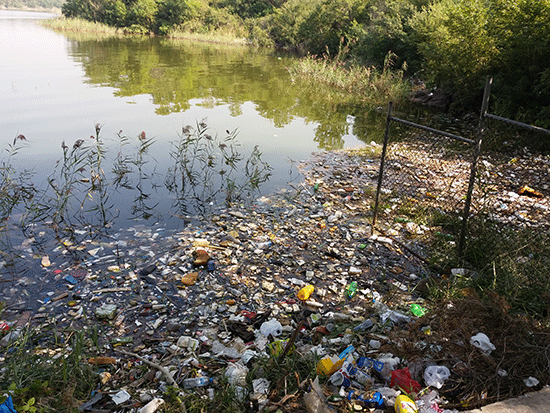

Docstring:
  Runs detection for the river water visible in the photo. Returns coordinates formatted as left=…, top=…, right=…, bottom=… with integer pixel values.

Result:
left=0, top=10, right=383, bottom=232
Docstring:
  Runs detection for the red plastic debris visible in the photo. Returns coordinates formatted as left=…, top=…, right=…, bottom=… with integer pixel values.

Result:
left=391, top=367, right=421, bottom=394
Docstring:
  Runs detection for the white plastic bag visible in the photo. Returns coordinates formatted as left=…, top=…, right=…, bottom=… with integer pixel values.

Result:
left=423, top=365, right=450, bottom=389
left=470, top=333, right=496, bottom=354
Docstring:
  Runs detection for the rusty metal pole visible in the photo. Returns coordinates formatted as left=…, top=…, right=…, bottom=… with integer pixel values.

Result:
left=458, top=77, right=492, bottom=260
left=479, top=76, right=493, bottom=123
left=372, top=102, right=393, bottom=228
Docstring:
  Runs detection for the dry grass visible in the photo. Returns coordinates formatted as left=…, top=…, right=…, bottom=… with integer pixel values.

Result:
left=388, top=297, right=550, bottom=409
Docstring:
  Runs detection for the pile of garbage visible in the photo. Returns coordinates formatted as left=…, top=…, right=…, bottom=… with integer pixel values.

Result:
left=0, top=146, right=548, bottom=412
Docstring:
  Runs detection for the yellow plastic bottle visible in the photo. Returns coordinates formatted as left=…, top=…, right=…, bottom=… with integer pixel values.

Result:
left=298, top=285, right=314, bottom=301
left=394, top=395, right=418, bottom=413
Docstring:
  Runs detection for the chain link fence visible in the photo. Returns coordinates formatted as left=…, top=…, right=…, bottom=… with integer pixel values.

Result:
left=372, top=78, right=550, bottom=294
left=372, top=105, right=477, bottom=264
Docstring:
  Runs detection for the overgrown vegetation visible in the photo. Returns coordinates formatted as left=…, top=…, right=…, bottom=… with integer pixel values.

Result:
left=461, top=219, right=550, bottom=317
left=288, top=48, right=410, bottom=107
left=50, top=0, right=550, bottom=131
left=0, top=327, right=97, bottom=412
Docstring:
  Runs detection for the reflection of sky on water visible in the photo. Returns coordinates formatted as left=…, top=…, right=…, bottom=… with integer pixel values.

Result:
left=0, top=10, right=382, bottom=231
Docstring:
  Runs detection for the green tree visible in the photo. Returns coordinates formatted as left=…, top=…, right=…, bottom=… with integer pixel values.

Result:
left=350, top=0, right=419, bottom=68
left=155, top=0, right=200, bottom=33
left=297, top=0, right=362, bottom=55
left=267, top=0, right=318, bottom=48
left=62, top=0, right=103, bottom=20
left=409, top=0, right=496, bottom=88
left=488, top=0, right=550, bottom=123
left=100, top=0, right=127, bottom=26
left=126, top=0, right=158, bottom=31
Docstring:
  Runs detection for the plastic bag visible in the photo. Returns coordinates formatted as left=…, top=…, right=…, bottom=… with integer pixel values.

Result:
left=0, top=396, right=17, bottom=413
left=423, top=365, right=450, bottom=389
left=390, top=368, right=421, bottom=394
left=470, top=333, right=495, bottom=354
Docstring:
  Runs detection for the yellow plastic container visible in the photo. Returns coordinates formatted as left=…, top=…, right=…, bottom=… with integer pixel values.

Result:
left=394, top=395, right=418, bottom=413
left=298, top=285, right=314, bottom=301
left=316, top=356, right=345, bottom=376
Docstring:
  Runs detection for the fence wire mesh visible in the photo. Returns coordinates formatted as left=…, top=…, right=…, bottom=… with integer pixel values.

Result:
left=474, top=151, right=550, bottom=229
left=373, top=123, right=476, bottom=263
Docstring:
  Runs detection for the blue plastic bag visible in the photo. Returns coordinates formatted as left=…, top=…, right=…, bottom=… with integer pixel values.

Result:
left=0, top=396, right=17, bottom=413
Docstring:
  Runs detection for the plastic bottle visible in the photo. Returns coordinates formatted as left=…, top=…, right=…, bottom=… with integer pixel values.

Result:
left=345, top=281, right=358, bottom=299
left=410, top=303, right=427, bottom=317
left=394, top=394, right=418, bottom=413
left=183, top=376, right=213, bottom=389
left=298, top=285, right=314, bottom=301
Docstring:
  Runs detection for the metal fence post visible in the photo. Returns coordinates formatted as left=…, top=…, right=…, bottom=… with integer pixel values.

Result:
left=458, top=138, right=482, bottom=260
left=458, top=77, right=491, bottom=260
left=480, top=76, right=493, bottom=123
left=372, top=102, right=393, bottom=228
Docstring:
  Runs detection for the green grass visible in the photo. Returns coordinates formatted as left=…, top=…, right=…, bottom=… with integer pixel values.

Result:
left=288, top=51, right=411, bottom=107
left=0, top=327, right=98, bottom=412
left=40, top=16, right=122, bottom=35
left=40, top=16, right=250, bottom=45
left=167, top=26, right=250, bottom=46
left=423, top=212, right=550, bottom=318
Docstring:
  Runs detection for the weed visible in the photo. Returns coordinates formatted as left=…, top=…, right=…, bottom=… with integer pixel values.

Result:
left=165, top=121, right=272, bottom=215
left=463, top=218, right=550, bottom=317
left=0, top=326, right=97, bottom=412
left=0, top=120, right=271, bottom=251
left=40, top=17, right=120, bottom=36
left=250, top=348, right=318, bottom=407
left=288, top=51, right=410, bottom=107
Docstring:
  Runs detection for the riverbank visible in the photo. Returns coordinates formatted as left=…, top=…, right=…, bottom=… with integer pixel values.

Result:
left=0, top=5, right=59, bottom=13
left=40, top=16, right=251, bottom=46
left=1, top=142, right=548, bottom=412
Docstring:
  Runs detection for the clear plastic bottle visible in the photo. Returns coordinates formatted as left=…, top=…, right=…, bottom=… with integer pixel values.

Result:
left=183, top=376, right=213, bottom=389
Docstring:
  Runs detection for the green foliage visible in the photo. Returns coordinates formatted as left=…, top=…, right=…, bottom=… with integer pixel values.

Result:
left=488, top=0, right=550, bottom=126
left=296, top=0, right=360, bottom=55
left=266, top=0, right=318, bottom=48
left=288, top=50, right=410, bottom=107
left=62, top=0, right=102, bottom=21
left=1, top=328, right=97, bottom=412
left=155, top=0, right=199, bottom=32
left=99, top=0, right=127, bottom=27
left=126, top=0, right=158, bottom=31
left=213, top=0, right=274, bottom=19
left=407, top=0, right=550, bottom=123
left=408, top=0, right=496, bottom=91
left=350, top=0, right=419, bottom=68
left=462, top=219, right=550, bottom=317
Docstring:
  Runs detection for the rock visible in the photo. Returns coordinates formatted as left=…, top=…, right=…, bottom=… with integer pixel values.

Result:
left=411, top=88, right=451, bottom=111
left=193, top=250, right=210, bottom=266
left=181, top=272, right=198, bottom=285
left=95, top=303, right=117, bottom=320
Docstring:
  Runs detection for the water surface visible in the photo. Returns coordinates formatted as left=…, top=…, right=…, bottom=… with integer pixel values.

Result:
left=0, top=10, right=384, bottom=232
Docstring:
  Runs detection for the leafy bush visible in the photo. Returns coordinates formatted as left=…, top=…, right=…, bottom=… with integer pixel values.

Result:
left=350, top=0, right=419, bottom=68
left=408, top=0, right=496, bottom=102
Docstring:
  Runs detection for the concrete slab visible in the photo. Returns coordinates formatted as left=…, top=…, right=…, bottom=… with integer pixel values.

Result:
left=464, top=387, right=550, bottom=413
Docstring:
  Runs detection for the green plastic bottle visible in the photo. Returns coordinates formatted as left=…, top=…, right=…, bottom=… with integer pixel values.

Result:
left=345, top=281, right=358, bottom=299
left=410, top=303, right=427, bottom=317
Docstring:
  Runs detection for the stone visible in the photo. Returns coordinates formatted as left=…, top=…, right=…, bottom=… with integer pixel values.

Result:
left=181, top=272, right=198, bottom=285
left=193, top=250, right=210, bottom=266
left=95, top=303, right=117, bottom=320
